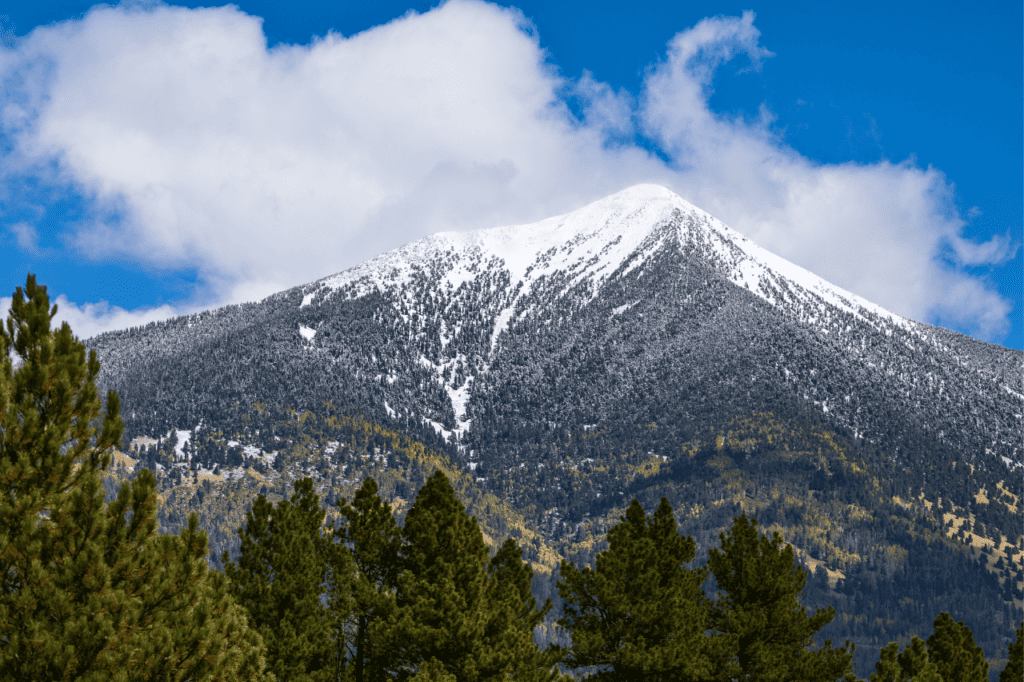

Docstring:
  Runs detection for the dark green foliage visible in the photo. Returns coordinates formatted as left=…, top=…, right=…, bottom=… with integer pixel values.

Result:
left=557, top=497, right=712, bottom=682
left=0, top=274, right=268, bottom=680
left=392, top=469, right=500, bottom=680
left=485, top=539, right=562, bottom=682
left=925, top=612, right=988, bottom=682
left=869, top=637, right=941, bottom=682
left=392, top=470, right=559, bottom=682
left=336, top=477, right=402, bottom=682
left=999, top=622, right=1022, bottom=682
left=0, top=274, right=123, bottom=506
left=409, top=658, right=457, bottom=682
left=134, top=396, right=1018, bottom=673
left=707, top=515, right=854, bottom=682
left=225, top=476, right=334, bottom=682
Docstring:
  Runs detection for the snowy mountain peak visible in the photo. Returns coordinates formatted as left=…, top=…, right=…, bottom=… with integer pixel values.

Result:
left=288, top=184, right=948, bottom=440
left=303, top=184, right=914, bottom=340
left=89, top=187, right=1024, bottom=499
left=308, top=184, right=689, bottom=294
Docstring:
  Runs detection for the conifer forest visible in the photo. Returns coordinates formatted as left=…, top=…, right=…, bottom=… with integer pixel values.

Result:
left=2, top=265, right=1022, bottom=681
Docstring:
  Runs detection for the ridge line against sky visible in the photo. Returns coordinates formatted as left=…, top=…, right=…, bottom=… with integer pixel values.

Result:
left=0, top=0, right=1020, bottom=349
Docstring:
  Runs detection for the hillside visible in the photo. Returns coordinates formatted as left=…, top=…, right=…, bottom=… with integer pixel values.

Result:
left=89, top=185, right=1023, bottom=676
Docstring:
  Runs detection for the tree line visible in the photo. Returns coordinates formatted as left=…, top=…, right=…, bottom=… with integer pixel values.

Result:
left=3, top=275, right=1021, bottom=681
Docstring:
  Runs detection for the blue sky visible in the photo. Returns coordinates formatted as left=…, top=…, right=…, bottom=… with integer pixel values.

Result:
left=1, top=0, right=1021, bottom=348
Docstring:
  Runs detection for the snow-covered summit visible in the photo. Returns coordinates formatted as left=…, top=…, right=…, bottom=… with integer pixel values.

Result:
left=309, top=184, right=686, bottom=294
left=303, top=184, right=915, bottom=339
left=289, top=184, right=944, bottom=438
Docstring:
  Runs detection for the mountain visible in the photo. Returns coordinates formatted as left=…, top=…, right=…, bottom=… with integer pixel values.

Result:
left=88, top=185, right=1023, bottom=674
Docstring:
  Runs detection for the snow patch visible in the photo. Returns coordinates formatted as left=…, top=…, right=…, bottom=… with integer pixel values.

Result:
left=299, top=324, right=316, bottom=341
left=423, top=418, right=454, bottom=443
left=174, top=429, right=191, bottom=459
left=490, top=308, right=514, bottom=354
left=611, top=302, right=635, bottom=317
left=1002, top=385, right=1024, bottom=402
left=447, top=379, right=473, bottom=436
left=223, top=466, right=247, bottom=481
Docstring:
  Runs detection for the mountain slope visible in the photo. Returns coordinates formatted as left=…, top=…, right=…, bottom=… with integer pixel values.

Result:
left=279, top=184, right=1020, bottom=470
left=87, top=184, right=1023, bottom=674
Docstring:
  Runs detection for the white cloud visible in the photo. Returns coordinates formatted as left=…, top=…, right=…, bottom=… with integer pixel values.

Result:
left=947, top=232, right=1018, bottom=267
left=636, top=12, right=1011, bottom=339
left=2, top=1, right=657, bottom=286
left=0, top=1, right=1014, bottom=341
left=8, top=221, right=40, bottom=252
left=0, top=294, right=180, bottom=342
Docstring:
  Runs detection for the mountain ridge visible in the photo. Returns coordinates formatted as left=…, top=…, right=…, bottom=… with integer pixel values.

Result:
left=302, top=183, right=919, bottom=345
left=85, top=183, right=1023, bottom=674
left=89, top=183, right=1022, bottom=486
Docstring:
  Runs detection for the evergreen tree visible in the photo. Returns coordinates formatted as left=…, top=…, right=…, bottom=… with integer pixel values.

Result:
left=336, top=476, right=402, bottom=682
left=484, top=538, right=563, bottom=682
left=225, top=477, right=335, bottom=682
left=999, top=622, right=1022, bottom=682
left=392, top=470, right=492, bottom=681
left=869, top=637, right=941, bottom=682
left=392, top=470, right=557, bottom=682
left=925, top=612, right=988, bottom=682
left=707, top=515, right=854, bottom=682
left=557, top=497, right=712, bottom=682
left=0, top=274, right=269, bottom=680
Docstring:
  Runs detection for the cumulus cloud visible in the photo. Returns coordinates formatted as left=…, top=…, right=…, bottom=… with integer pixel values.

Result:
left=0, top=294, right=181, bottom=342
left=0, top=0, right=1014, bottom=340
left=1, top=0, right=654, bottom=284
left=637, top=11, right=1012, bottom=338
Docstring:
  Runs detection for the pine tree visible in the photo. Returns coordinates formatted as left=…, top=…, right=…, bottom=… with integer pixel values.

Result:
left=557, top=497, right=712, bottom=682
left=225, top=476, right=335, bottom=682
left=0, top=274, right=269, bottom=680
left=336, top=476, right=402, bottom=682
left=707, top=515, right=854, bottom=682
left=392, top=470, right=557, bottom=682
left=870, top=637, right=941, bottom=682
left=391, top=470, right=493, bottom=681
left=483, top=538, right=562, bottom=682
left=925, top=612, right=988, bottom=682
left=999, top=622, right=1022, bottom=682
